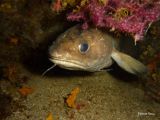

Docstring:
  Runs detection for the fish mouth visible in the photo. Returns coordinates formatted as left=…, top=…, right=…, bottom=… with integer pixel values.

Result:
left=50, top=57, right=89, bottom=70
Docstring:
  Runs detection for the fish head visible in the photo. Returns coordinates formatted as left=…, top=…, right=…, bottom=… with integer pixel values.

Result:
left=49, top=25, right=113, bottom=71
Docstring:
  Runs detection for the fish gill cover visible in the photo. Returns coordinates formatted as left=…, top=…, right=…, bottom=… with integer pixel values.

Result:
left=51, top=0, right=160, bottom=43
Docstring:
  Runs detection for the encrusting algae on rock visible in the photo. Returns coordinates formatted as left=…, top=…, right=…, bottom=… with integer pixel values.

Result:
left=66, top=87, right=80, bottom=108
left=46, top=113, right=53, bottom=120
left=18, top=86, right=34, bottom=97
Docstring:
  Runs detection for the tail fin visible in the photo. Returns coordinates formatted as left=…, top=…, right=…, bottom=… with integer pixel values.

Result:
left=111, top=50, right=147, bottom=75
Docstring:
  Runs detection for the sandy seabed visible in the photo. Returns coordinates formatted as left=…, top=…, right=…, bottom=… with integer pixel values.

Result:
left=5, top=71, right=160, bottom=120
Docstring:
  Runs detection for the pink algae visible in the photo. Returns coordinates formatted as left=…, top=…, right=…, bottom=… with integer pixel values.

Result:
left=67, top=0, right=160, bottom=41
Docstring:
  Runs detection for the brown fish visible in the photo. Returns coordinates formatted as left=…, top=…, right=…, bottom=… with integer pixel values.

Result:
left=49, top=25, right=147, bottom=75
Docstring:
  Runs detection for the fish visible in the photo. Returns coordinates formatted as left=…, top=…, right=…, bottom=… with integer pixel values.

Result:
left=49, top=25, right=147, bottom=75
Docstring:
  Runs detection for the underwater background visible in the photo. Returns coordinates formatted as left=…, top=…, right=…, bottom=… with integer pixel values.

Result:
left=0, top=0, right=160, bottom=120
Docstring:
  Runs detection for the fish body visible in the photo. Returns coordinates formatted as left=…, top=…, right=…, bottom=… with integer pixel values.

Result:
left=49, top=25, right=147, bottom=75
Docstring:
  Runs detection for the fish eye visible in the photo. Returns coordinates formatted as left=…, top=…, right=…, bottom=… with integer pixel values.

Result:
left=79, top=42, right=89, bottom=53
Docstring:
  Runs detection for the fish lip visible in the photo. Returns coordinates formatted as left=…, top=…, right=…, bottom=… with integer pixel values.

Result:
left=49, top=57, right=89, bottom=70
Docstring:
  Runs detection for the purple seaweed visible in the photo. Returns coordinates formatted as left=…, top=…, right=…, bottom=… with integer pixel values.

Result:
left=67, top=0, right=160, bottom=42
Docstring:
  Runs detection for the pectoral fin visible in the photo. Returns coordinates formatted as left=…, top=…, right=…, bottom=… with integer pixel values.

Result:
left=111, top=49, right=147, bottom=75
